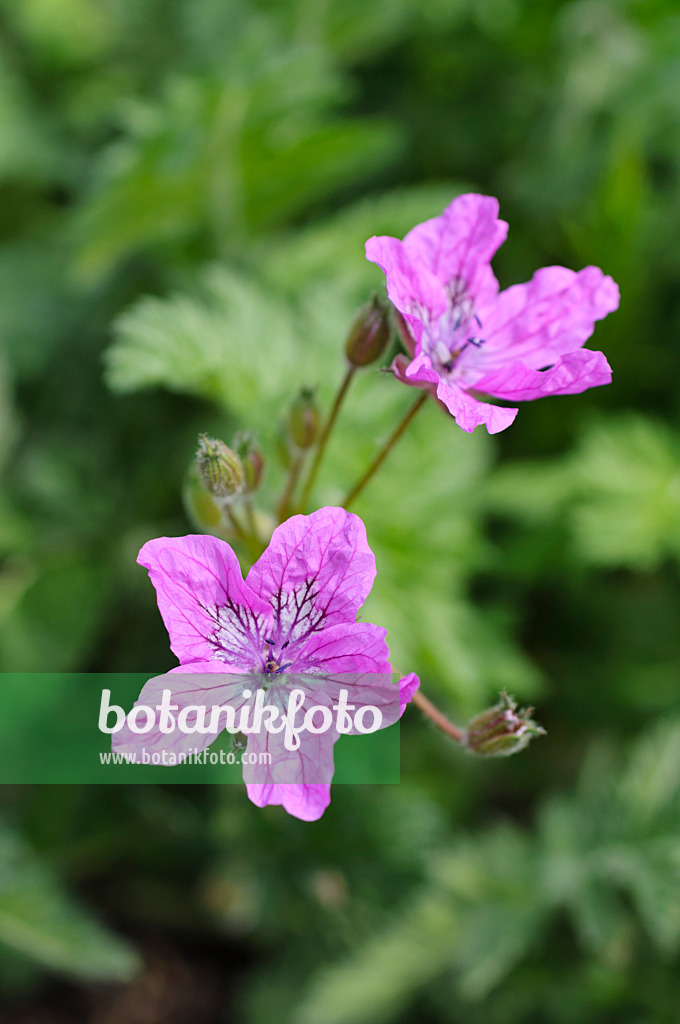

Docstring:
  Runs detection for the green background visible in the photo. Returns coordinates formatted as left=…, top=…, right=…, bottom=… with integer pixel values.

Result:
left=1, top=0, right=680, bottom=1021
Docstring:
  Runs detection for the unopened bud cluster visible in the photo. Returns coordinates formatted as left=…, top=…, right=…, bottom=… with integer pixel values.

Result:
left=465, top=692, right=545, bottom=757
left=195, top=432, right=266, bottom=503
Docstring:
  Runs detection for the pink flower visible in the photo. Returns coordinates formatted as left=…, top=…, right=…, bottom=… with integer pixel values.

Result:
left=366, top=193, right=619, bottom=434
left=127, top=507, right=420, bottom=821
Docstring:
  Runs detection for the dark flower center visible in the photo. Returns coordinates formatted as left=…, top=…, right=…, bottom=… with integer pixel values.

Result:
left=263, top=637, right=293, bottom=676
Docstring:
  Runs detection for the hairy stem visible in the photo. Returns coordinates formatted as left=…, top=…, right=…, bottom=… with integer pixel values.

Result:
left=412, top=689, right=466, bottom=745
left=342, top=391, right=428, bottom=509
left=299, top=365, right=356, bottom=511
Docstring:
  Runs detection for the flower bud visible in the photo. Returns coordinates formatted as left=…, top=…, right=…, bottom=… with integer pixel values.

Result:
left=466, top=692, right=545, bottom=757
left=287, top=388, right=320, bottom=450
left=243, top=448, right=265, bottom=492
left=235, top=431, right=266, bottom=493
left=196, top=434, right=244, bottom=499
left=276, top=421, right=293, bottom=470
left=345, top=294, right=391, bottom=367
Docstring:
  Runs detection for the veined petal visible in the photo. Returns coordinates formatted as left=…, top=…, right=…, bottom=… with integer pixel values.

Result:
left=246, top=508, right=376, bottom=656
left=243, top=670, right=409, bottom=820
left=112, top=665, right=254, bottom=764
left=296, top=622, right=390, bottom=674
left=245, top=782, right=332, bottom=821
left=244, top=672, right=420, bottom=820
left=404, top=193, right=507, bottom=306
left=137, top=535, right=270, bottom=667
left=472, top=348, right=612, bottom=402
left=436, top=380, right=518, bottom=434
left=365, top=234, right=447, bottom=329
left=477, top=265, right=619, bottom=369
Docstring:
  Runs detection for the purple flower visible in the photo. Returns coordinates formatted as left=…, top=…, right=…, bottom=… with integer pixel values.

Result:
left=130, top=507, right=419, bottom=821
left=366, top=193, right=619, bottom=434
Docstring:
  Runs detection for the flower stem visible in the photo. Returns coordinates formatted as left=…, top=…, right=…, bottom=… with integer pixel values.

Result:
left=227, top=504, right=266, bottom=563
left=277, top=452, right=305, bottom=522
left=226, top=506, right=249, bottom=541
left=243, top=497, right=258, bottom=539
left=299, top=365, right=356, bottom=511
left=412, top=689, right=466, bottom=745
left=342, top=391, right=428, bottom=509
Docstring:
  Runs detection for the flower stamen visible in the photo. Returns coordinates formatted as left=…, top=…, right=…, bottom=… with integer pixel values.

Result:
left=263, top=637, right=293, bottom=675
left=425, top=278, right=487, bottom=375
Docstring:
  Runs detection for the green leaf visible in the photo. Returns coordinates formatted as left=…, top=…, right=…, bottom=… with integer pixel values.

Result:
left=106, top=265, right=309, bottom=421
left=0, top=555, right=110, bottom=671
left=0, top=46, right=67, bottom=183
left=484, top=415, right=680, bottom=573
left=0, top=819, right=140, bottom=981
left=1, top=0, right=114, bottom=66
left=75, top=46, right=400, bottom=278
left=295, top=893, right=458, bottom=1024
left=570, top=415, right=680, bottom=570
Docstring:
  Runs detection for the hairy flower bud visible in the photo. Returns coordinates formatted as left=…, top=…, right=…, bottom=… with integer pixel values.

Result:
left=235, top=431, right=266, bottom=493
left=466, top=692, right=545, bottom=757
left=345, top=294, right=391, bottom=367
left=287, top=388, right=320, bottom=450
left=196, top=434, right=244, bottom=499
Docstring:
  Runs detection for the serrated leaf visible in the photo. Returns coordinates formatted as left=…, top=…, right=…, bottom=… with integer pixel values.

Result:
left=106, top=265, right=312, bottom=423
left=570, top=416, right=680, bottom=570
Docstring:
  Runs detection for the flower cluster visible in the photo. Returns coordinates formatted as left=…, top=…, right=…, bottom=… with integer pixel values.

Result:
left=131, top=194, right=618, bottom=820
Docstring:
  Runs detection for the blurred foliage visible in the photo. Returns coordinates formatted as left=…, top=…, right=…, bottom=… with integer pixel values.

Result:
left=1, top=0, right=680, bottom=1021
left=293, top=718, right=680, bottom=1024
left=0, top=819, right=139, bottom=984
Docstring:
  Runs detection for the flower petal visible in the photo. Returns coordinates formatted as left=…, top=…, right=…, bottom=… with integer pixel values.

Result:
left=137, top=535, right=271, bottom=667
left=243, top=670, right=407, bottom=820
left=397, top=353, right=518, bottom=432
left=404, top=193, right=507, bottom=307
left=436, top=379, right=518, bottom=433
left=403, top=351, right=441, bottom=387
left=111, top=665, right=253, bottom=764
left=472, top=348, right=612, bottom=402
left=245, top=782, right=332, bottom=821
left=296, top=622, right=390, bottom=674
left=399, top=672, right=421, bottom=716
left=246, top=508, right=376, bottom=655
left=366, top=194, right=507, bottom=338
left=477, top=265, right=619, bottom=370
left=365, top=234, right=445, bottom=342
